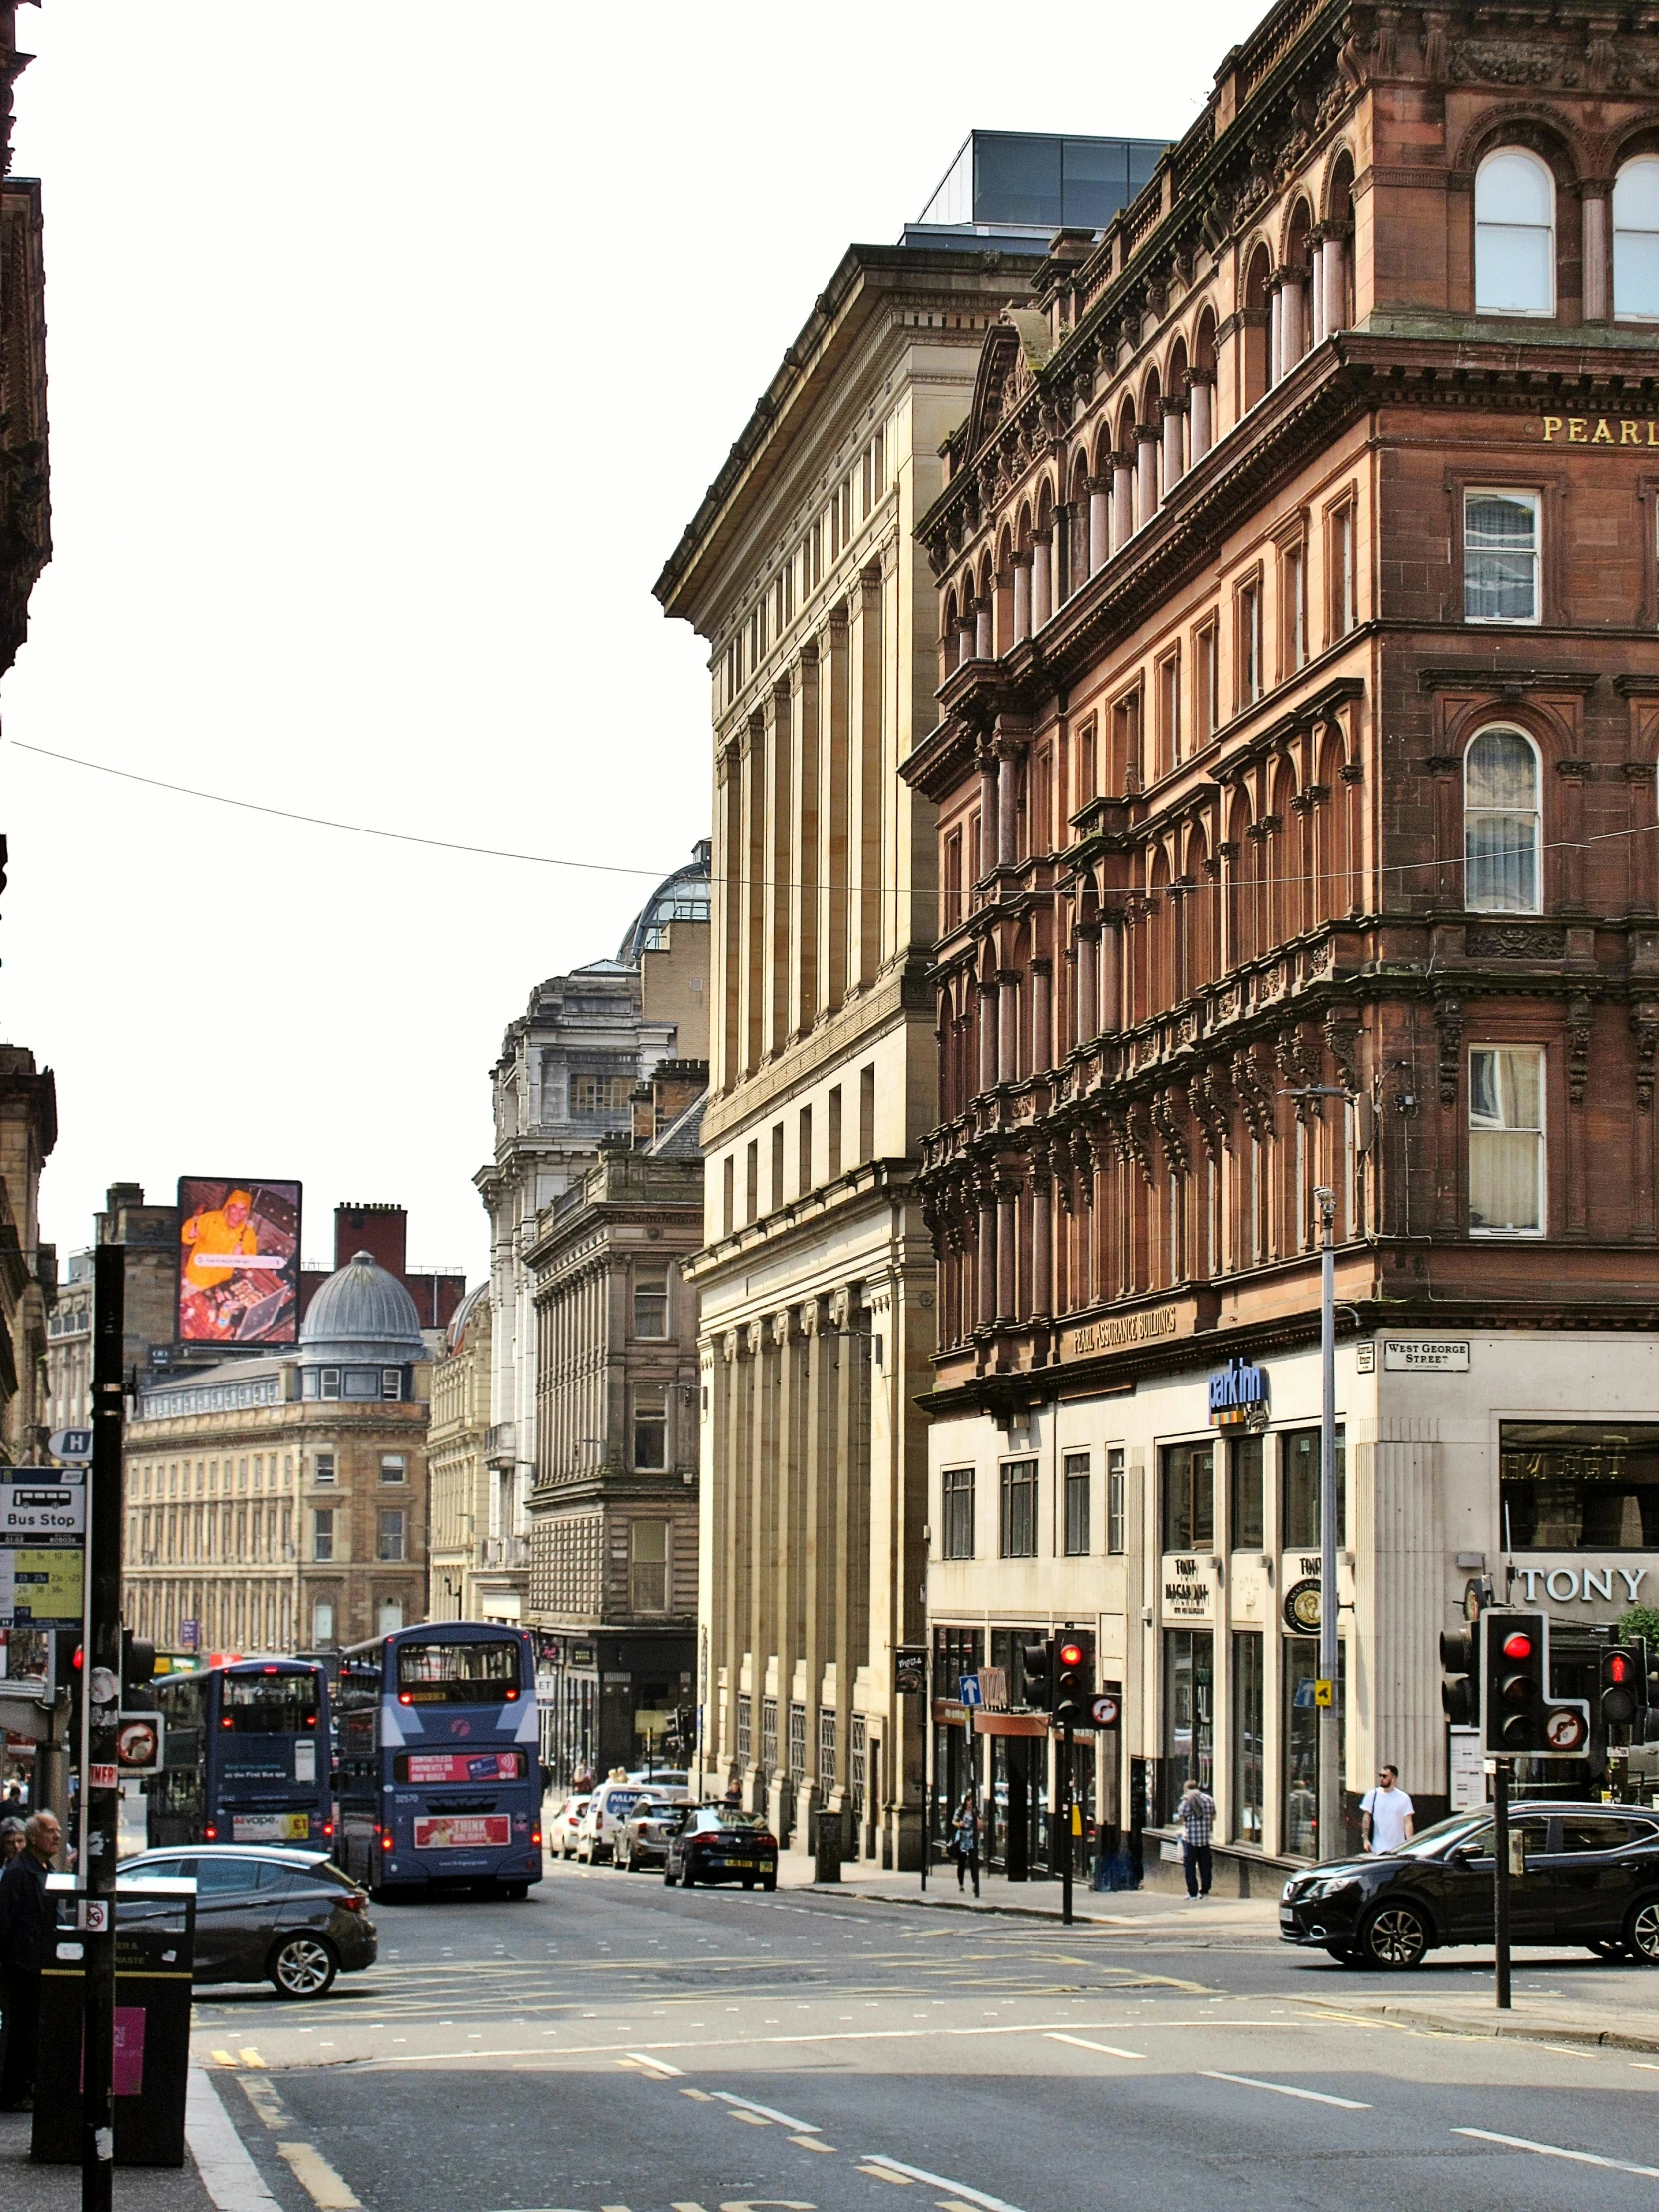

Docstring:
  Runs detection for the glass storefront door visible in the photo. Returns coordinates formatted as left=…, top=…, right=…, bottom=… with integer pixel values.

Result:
left=1282, top=1635, right=1347, bottom=1859
left=1231, top=1631, right=1263, bottom=1844
left=1161, top=1630, right=1214, bottom=1824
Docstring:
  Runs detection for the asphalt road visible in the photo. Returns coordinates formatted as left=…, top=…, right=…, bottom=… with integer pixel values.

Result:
left=189, top=1855, right=1659, bottom=2212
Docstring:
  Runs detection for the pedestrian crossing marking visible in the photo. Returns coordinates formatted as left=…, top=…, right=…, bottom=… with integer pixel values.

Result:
left=238, top=2047, right=266, bottom=2067
left=858, top=2166, right=915, bottom=2184
left=790, top=2136, right=834, bottom=2152
left=210, top=2049, right=236, bottom=2067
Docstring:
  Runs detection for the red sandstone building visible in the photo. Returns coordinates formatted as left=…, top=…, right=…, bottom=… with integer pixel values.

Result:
left=904, top=0, right=1659, bottom=1885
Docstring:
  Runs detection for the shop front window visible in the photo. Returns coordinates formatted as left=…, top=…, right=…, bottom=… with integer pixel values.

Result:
left=1230, top=1434, right=1264, bottom=1551
left=1162, top=1442, right=1214, bottom=1553
left=1232, top=1632, right=1264, bottom=1844
left=1161, top=1629, right=1213, bottom=1824
left=931, top=1626, right=983, bottom=1856
left=1283, top=1636, right=1347, bottom=1859
left=1281, top=1426, right=1346, bottom=1550
left=1500, top=1421, right=1659, bottom=1549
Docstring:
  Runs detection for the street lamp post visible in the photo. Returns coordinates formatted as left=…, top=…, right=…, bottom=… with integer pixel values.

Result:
left=1314, top=1184, right=1340, bottom=1865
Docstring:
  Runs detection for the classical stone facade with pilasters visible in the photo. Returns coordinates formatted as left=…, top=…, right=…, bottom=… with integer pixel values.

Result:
left=657, top=237, right=1046, bottom=1866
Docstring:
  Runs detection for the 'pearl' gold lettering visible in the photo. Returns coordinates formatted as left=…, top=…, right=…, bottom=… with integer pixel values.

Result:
left=1569, top=418, right=1588, bottom=441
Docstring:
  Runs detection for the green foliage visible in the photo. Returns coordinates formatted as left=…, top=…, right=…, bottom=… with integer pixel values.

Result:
left=1617, top=1603, right=1659, bottom=1647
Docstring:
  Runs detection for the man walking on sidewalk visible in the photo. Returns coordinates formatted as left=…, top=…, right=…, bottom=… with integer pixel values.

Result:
left=1360, top=1765, right=1415, bottom=1853
left=0, top=1810, right=61, bottom=2111
left=951, top=1792, right=980, bottom=1898
left=1178, top=1777, right=1216, bottom=1900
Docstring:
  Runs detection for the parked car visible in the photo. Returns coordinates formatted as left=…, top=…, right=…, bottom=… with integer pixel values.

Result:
left=552, top=1794, right=591, bottom=1861
left=663, top=1805, right=778, bottom=1891
left=627, top=1767, right=688, bottom=1791
left=118, top=1845, right=376, bottom=1997
left=1279, top=1801, right=1659, bottom=1969
left=615, top=1792, right=689, bottom=1872
left=575, top=1780, right=654, bottom=1864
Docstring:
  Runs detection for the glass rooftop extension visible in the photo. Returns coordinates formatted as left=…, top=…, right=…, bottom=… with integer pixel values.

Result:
left=905, top=130, right=1170, bottom=246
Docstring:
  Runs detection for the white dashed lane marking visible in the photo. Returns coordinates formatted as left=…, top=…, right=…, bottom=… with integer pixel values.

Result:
left=1453, top=2128, right=1659, bottom=2180
left=1199, top=2070, right=1370, bottom=2110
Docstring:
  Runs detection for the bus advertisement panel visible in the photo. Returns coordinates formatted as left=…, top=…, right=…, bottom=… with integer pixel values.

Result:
left=176, top=1177, right=302, bottom=1346
left=336, top=1622, right=542, bottom=1898
left=149, top=1659, right=332, bottom=1848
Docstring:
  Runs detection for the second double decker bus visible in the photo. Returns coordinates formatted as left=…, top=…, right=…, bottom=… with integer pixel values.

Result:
left=335, top=1620, right=543, bottom=1898
left=148, top=1658, right=332, bottom=1847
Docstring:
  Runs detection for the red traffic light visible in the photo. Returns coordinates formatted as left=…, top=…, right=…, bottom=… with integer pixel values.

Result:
left=1057, top=1641, right=1085, bottom=1670
left=1502, top=1631, right=1533, bottom=1660
left=1609, top=1654, right=1632, bottom=1684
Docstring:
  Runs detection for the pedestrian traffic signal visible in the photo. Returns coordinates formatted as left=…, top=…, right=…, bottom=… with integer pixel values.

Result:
left=1439, top=1625, right=1480, bottom=1727
left=1020, top=1637, right=1052, bottom=1711
left=1053, top=1633, right=1095, bottom=1727
left=1602, top=1643, right=1641, bottom=1729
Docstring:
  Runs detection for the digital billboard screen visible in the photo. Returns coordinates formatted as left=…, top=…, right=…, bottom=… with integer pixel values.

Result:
left=176, top=1178, right=301, bottom=1346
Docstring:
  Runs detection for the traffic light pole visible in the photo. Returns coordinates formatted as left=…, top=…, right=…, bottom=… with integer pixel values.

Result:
left=1060, top=1722, right=1073, bottom=1927
left=1492, top=1756, right=1512, bottom=2012
left=1316, top=1187, right=1340, bottom=1863
left=82, top=1243, right=124, bottom=2208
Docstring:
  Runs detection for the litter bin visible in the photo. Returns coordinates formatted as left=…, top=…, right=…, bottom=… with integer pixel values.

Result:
left=31, top=1874, right=196, bottom=2166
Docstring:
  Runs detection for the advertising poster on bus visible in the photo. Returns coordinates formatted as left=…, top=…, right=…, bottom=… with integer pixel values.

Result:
left=176, top=1178, right=302, bottom=1346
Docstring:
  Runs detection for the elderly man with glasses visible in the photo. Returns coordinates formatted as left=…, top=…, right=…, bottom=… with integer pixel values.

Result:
left=0, top=1810, right=62, bottom=2111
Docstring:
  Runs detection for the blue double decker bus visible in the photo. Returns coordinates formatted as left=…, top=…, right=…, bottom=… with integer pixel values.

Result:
left=148, top=1658, right=333, bottom=1848
left=335, top=1620, right=543, bottom=1898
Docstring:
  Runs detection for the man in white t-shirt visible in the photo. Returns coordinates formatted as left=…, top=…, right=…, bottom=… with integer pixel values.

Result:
left=1360, top=1766, right=1415, bottom=1853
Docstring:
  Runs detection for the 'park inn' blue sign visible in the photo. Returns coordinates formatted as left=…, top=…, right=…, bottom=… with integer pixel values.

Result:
left=1209, top=1357, right=1268, bottom=1428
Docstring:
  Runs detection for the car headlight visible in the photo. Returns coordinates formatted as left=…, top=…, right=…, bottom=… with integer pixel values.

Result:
left=1305, top=1875, right=1358, bottom=1901
left=1281, top=1879, right=1302, bottom=1901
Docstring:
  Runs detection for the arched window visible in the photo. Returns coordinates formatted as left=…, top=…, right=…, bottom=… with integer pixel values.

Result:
left=1475, top=148, right=1556, bottom=316
left=1464, top=726, right=1541, bottom=913
left=1614, top=156, right=1659, bottom=321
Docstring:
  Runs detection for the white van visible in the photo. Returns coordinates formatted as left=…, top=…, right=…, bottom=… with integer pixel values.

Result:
left=575, top=1780, right=651, bottom=1864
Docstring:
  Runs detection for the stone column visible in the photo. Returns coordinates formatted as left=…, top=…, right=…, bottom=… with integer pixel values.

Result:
left=1030, top=956, right=1053, bottom=1074
left=769, top=1306, right=800, bottom=1847
left=1100, top=919, right=1123, bottom=1034
left=978, top=746, right=999, bottom=879
left=957, top=614, right=976, bottom=666
left=1269, top=276, right=1284, bottom=385
left=1088, top=477, right=1110, bottom=574
left=1160, top=395, right=1186, bottom=496
left=1582, top=186, right=1610, bottom=322
left=975, top=1174, right=997, bottom=1331
left=1030, top=1144, right=1054, bottom=1320
left=1281, top=272, right=1305, bottom=371
left=1076, top=926, right=1099, bottom=1043
left=975, top=598, right=992, bottom=661
left=1188, top=370, right=1213, bottom=463
left=1031, top=537, right=1052, bottom=630
left=996, top=1174, right=1018, bottom=1322
left=978, top=980, right=999, bottom=1096
left=997, top=970, right=1020, bottom=1087
left=996, top=739, right=1021, bottom=869
left=1135, top=424, right=1159, bottom=528
left=1323, top=232, right=1348, bottom=336
left=745, top=1315, right=771, bottom=1816
left=1309, top=229, right=1328, bottom=346
left=1011, top=551, right=1032, bottom=645
left=1110, top=450, right=1134, bottom=551
left=1051, top=503, right=1067, bottom=606
left=796, top=1299, right=826, bottom=1850
left=721, top=1330, right=745, bottom=1780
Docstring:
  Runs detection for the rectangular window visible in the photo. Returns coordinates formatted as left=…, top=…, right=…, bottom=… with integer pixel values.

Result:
left=312, top=1599, right=335, bottom=1645
left=378, top=1509, right=405, bottom=1563
left=1469, top=1045, right=1544, bottom=1236
left=942, top=1465, right=976, bottom=1559
left=378, top=1598, right=405, bottom=1637
left=1283, top=1636, right=1346, bottom=1858
left=818, top=1708, right=837, bottom=1791
left=1330, top=502, right=1356, bottom=638
left=1106, top=1446, right=1126, bottom=1555
left=827, top=1085, right=842, bottom=1180
left=1161, top=1441, right=1215, bottom=1553
left=1464, top=488, right=1541, bottom=624
left=944, top=830, right=964, bottom=932
left=380, top=1368, right=401, bottom=1401
left=1237, top=579, right=1261, bottom=706
left=632, top=1384, right=668, bottom=1471
left=770, top=1122, right=785, bottom=1211
left=1281, top=1424, right=1347, bottom=1549
left=379, top=1454, right=406, bottom=1484
left=1499, top=1419, right=1659, bottom=1549
left=859, top=1063, right=875, bottom=1162
left=722, top=1155, right=735, bottom=1237
left=1063, top=1451, right=1091, bottom=1556
left=761, top=1696, right=778, bottom=1773
left=633, top=1262, right=670, bottom=1337
left=570, top=1073, right=631, bottom=1114
left=1156, top=647, right=1181, bottom=774
left=999, top=1458, right=1039, bottom=1558
left=1194, top=619, right=1219, bottom=743
left=1232, top=1631, right=1264, bottom=1844
left=630, top=1520, right=668, bottom=1610
left=745, top=1138, right=759, bottom=1224
left=1161, top=1628, right=1214, bottom=1823
left=1230, top=1433, right=1265, bottom=1551
left=313, top=1452, right=336, bottom=1487
left=319, top=1369, right=340, bottom=1401
left=788, top=1701, right=806, bottom=1784
left=1282, top=543, right=1306, bottom=673
left=313, top=1508, right=334, bottom=1564
left=797, top=1105, right=813, bottom=1196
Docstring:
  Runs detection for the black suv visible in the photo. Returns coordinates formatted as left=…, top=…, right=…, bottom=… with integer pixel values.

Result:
left=1280, top=1801, right=1659, bottom=1968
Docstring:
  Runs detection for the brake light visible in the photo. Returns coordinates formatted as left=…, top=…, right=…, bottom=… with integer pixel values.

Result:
left=531, top=1830, right=543, bottom=1846
left=398, top=1692, right=413, bottom=1705
left=758, top=1834, right=777, bottom=1848
left=504, top=1687, right=519, bottom=1701
left=323, top=1821, right=335, bottom=1839
left=262, top=1665, right=279, bottom=1675
left=204, top=1825, right=218, bottom=1840
left=380, top=1833, right=394, bottom=1851
left=340, top=1892, right=367, bottom=1913
left=220, top=1717, right=233, bottom=1729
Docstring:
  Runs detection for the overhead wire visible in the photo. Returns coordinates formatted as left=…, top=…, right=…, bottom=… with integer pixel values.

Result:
left=9, top=733, right=1659, bottom=902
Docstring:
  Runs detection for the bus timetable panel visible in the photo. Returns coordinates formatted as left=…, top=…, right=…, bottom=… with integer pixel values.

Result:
left=335, top=1621, right=543, bottom=1898
left=149, top=1659, right=332, bottom=1848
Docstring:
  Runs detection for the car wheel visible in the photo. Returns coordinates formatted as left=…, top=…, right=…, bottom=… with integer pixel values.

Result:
left=663, top=1865, right=677, bottom=1886
left=762, top=1873, right=777, bottom=1893
left=269, top=1935, right=338, bottom=1999
left=742, top=1877, right=755, bottom=1890
left=1358, top=1902, right=1430, bottom=1970
left=1624, top=1895, right=1659, bottom=1965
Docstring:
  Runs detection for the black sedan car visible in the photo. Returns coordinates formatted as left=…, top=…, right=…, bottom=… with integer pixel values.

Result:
left=663, top=1805, right=778, bottom=1890
left=1280, top=1801, right=1659, bottom=1969
left=119, top=1845, right=377, bottom=1997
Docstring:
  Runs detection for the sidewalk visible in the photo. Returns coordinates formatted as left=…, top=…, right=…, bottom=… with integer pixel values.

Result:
left=1297, top=1977, right=1659, bottom=2053
left=0, top=2105, right=221, bottom=2210
left=770, top=1848, right=1285, bottom=1939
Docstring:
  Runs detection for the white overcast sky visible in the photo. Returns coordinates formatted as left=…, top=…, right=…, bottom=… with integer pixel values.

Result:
left=2, top=0, right=1258, bottom=1282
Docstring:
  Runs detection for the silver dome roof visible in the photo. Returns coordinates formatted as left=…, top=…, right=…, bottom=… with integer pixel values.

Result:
left=299, top=1250, right=425, bottom=1366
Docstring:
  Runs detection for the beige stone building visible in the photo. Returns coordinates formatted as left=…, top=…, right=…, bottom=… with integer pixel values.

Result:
left=654, top=207, right=1072, bottom=1865
left=122, top=1251, right=431, bottom=1658
left=427, top=1283, right=493, bottom=1621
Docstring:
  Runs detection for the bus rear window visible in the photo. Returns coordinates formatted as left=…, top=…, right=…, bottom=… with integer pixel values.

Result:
left=219, top=1674, right=320, bottom=1731
left=394, top=1641, right=522, bottom=1705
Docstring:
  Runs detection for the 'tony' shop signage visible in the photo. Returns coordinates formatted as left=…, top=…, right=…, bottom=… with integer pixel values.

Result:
left=1513, top=1562, right=1649, bottom=1604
